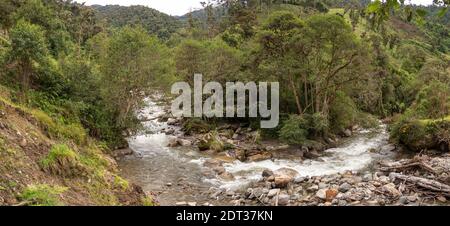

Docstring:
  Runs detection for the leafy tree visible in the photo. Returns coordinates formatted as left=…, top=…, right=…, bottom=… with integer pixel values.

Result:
left=7, top=19, right=48, bottom=100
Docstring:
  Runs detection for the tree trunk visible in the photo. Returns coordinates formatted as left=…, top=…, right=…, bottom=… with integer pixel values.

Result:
left=289, top=75, right=302, bottom=115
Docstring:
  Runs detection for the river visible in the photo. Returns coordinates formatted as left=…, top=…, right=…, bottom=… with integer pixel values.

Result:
left=118, top=99, right=396, bottom=206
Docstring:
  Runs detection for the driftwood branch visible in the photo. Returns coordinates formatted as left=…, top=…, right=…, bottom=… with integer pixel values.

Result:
left=390, top=173, right=450, bottom=197
left=379, top=156, right=438, bottom=175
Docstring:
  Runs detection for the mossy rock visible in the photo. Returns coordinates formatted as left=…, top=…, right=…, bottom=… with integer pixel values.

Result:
left=398, top=119, right=450, bottom=152
left=182, top=118, right=212, bottom=135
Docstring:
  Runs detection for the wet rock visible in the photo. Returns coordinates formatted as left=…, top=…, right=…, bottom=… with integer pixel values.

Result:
left=203, top=159, right=222, bottom=168
left=167, top=118, right=178, bottom=125
left=233, top=149, right=246, bottom=162
left=380, top=144, right=396, bottom=153
left=112, top=148, right=134, bottom=158
left=219, top=172, right=235, bottom=181
left=167, top=137, right=180, bottom=147
left=274, top=168, right=299, bottom=178
left=247, top=152, right=272, bottom=162
left=178, top=139, right=192, bottom=146
left=212, top=166, right=226, bottom=175
left=343, top=129, right=352, bottom=137
left=304, top=150, right=321, bottom=159
left=262, top=169, right=274, bottom=178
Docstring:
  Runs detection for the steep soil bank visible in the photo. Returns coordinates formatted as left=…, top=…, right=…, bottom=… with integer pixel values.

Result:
left=0, top=87, right=153, bottom=206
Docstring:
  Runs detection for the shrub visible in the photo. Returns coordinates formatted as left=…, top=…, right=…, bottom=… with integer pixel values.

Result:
left=279, top=115, right=309, bottom=145
left=40, top=144, right=87, bottom=176
left=19, top=184, right=68, bottom=206
left=329, top=91, right=359, bottom=132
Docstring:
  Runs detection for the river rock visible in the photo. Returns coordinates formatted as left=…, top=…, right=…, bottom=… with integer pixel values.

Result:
left=267, top=189, right=280, bottom=198
left=316, top=189, right=327, bottom=200
left=203, top=159, right=222, bottom=168
left=219, top=172, right=235, bottom=181
left=233, top=149, right=246, bottom=162
left=307, top=185, right=319, bottom=192
left=273, top=168, right=299, bottom=188
left=274, top=175, right=292, bottom=188
left=343, top=129, right=352, bottom=137
left=167, top=137, right=180, bottom=147
left=247, top=152, right=272, bottom=162
left=339, top=183, right=352, bottom=193
left=277, top=194, right=290, bottom=206
left=167, top=118, right=178, bottom=125
left=112, top=148, right=134, bottom=158
left=274, top=168, right=299, bottom=178
left=304, top=150, right=321, bottom=159
left=262, top=169, right=274, bottom=178
left=178, top=139, right=192, bottom=146
left=326, top=189, right=339, bottom=201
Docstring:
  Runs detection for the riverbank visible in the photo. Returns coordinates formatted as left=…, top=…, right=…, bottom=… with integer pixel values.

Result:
left=113, top=99, right=447, bottom=206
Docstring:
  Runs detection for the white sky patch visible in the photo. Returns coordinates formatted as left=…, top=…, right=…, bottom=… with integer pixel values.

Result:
left=74, top=0, right=435, bottom=16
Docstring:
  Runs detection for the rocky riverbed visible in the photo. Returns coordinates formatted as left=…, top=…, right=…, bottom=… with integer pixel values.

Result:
left=115, top=98, right=450, bottom=206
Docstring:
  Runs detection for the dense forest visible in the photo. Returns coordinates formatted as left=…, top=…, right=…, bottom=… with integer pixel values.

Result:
left=0, top=0, right=449, bottom=206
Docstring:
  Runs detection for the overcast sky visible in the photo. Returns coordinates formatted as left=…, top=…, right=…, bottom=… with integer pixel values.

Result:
left=73, top=0, right=435, bottom=16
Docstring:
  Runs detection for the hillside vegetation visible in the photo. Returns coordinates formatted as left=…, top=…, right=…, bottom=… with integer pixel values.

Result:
left=0, top=0, right=449, bottom=206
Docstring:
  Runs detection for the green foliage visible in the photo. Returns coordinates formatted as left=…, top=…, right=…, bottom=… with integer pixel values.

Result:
left=329, top=91, right=359, bottom=132
left=40, top=144, right=79, bottom=170
left=8, top=19, right=48, bottom=67
left=279, top=115, right=309, bottom=145
left=414, top=80, right=450, bottom=119
left=92, top=5, right=181, bottom=40
left=19, top=184, right=68, bottom=206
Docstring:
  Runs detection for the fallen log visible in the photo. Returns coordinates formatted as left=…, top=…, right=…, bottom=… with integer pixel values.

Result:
left=390, top=173, right=450, bottom=197
left=379, top=156, right=437, bottom=174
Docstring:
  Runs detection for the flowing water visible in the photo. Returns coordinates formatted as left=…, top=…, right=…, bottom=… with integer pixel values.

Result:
left=118, top=99, right=394, bottom=206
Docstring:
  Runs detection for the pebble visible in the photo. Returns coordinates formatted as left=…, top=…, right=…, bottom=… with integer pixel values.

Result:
left=307, top=185, right=319, bottom=192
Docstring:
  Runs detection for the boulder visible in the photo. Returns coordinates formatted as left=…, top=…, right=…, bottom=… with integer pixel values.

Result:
left=262, top=169, right=274, bottom=178
left=343, top=129, right=352, bottom=137
left=273, top=168, right=299, bottom=188
left=274, top=175, right=292, bottom=188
